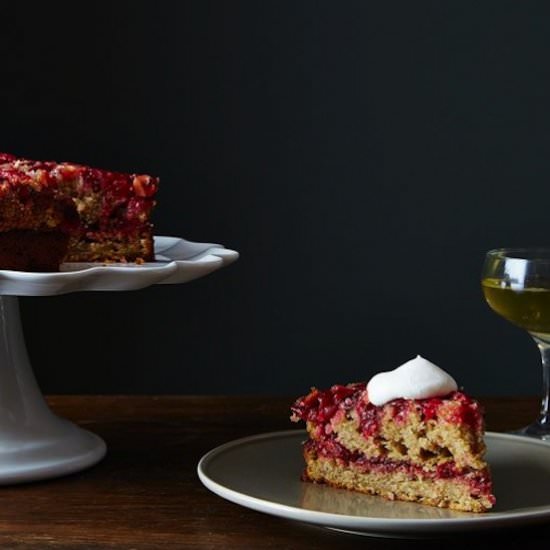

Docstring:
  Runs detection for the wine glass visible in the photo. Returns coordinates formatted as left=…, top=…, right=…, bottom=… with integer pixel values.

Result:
left=482, top=248, right=550, bottom=439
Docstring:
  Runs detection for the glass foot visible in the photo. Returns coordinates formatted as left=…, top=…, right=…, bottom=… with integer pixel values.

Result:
left=510, top=422, right=550, bottom=441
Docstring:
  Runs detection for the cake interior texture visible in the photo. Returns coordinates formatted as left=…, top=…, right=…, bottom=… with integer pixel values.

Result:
left=291, top=383, right=495, bottom=513
left=0, top=152, right=158, bottom=271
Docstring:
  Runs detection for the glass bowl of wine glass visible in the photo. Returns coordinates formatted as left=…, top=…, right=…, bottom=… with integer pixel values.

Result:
left=482, top=247, right=550, bottom=439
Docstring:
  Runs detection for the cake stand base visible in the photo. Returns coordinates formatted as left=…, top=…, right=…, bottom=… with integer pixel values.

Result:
left=0, top=237, right=238, bottom=484
left=0, top=296, right=106, bottom=484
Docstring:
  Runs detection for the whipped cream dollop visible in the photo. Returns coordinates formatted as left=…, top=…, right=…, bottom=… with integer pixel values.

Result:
left=366, top=355, right=458, bottom=406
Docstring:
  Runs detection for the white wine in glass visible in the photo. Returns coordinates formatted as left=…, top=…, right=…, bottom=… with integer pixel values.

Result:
left=482, top=248, right=550, bottom=439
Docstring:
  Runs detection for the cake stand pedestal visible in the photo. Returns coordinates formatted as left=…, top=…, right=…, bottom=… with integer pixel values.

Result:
left=0, top=295, right=105, bottom=483
left=0, top=236, right=238, bottom=484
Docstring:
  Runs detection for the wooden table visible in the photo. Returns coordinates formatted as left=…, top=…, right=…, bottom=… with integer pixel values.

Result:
left=0, top=396, right=547, bottom=549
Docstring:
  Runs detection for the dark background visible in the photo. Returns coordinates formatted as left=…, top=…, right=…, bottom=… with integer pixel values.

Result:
left=1, top=1, right=549, bottom=396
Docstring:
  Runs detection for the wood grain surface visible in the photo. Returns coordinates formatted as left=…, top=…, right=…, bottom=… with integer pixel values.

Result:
left=0, top=395, right=546, bottom=549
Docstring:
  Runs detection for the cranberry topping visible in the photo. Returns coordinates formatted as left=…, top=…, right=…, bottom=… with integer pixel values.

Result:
left=356, top=397, right=381, bottom=437
left=0, top=152, right=159, bottom=232
left=420, top=397, right=442, bottom=421
left=0, top=152, right=158, bottom=196
left=0, top=153, right=16, bottom=163
left=292, top=384, right=484, bottom=444
left=290, top=383, right=365, bottom=424
left=359, top=391, right=482, bottom=431
left=442, top=392, right=484, bottom=430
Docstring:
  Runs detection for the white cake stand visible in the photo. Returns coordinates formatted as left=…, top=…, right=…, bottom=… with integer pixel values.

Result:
left=0, top=236, right=238, bottom=484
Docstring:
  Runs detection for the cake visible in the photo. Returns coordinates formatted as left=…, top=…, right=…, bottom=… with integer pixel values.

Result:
left=290, top=356, right=495, bottom=513
left=0, top=152, right=158, bottom=271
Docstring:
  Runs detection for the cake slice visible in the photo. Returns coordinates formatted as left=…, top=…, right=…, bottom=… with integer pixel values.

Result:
left=290, top=356, right=495, bottom=513
left=0, top=152, right=158, bottom=271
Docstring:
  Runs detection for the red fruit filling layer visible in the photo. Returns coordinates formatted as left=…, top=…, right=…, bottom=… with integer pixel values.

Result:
left=304, top=439, right=494, bottom=501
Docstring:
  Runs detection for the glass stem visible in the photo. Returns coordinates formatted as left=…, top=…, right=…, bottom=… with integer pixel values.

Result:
left=532, top=335, right=550, bottom=428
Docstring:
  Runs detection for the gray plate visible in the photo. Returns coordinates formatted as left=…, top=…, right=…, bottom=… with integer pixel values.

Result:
left=197, top=430, right=550, bottom=538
